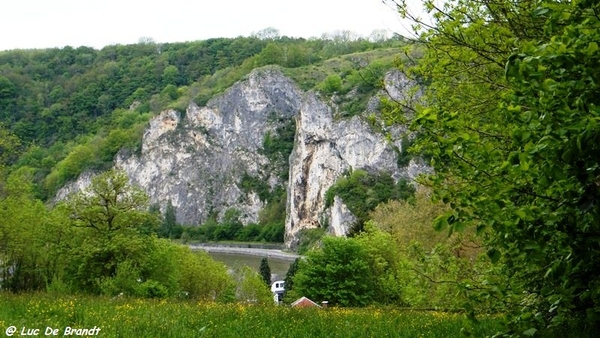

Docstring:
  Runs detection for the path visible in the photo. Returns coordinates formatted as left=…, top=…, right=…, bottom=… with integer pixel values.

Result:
left=189, top=244, right=301, bottom=261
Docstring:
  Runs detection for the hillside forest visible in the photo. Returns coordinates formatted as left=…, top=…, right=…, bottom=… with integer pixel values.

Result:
left=2, top=0, right=600, bottom=335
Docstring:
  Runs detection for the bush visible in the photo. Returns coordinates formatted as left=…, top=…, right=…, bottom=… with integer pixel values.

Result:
left=175, top=248, right=233, bottom=300
left=296, top=228, right=326, bottom=255
left=233, top=266, right=273, bottom=304
left=318, top=74, right=342, bottom=95
left=137, top=280, right=169, bottom=298
left=325, top=169, right=415, bottom=233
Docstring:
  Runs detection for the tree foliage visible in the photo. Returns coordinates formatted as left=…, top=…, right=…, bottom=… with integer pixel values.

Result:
left=369, top=187, right=450, bottom=251
left=233, top=266, right=273, bottom=304
left=158, top=200, right=178, bottom=239
left=259, top=257, right=272, bottom=286
left=0, top=171, right=49, bottom=291
left=64, top=169, right=156, bottom=238
left=388, top=0, right=600, bottom=333
left=293, top=231, right=404, bottom=307
left=294, top=236, right=375, bottom=307
left=0, top=167, right=236, bottom=299
left=369, top=189, right=500, bottom=311
left=283, top=257, right=300, bottom=300
left=325, top=169, right=415, bottom=233
left=293, top=228, right=407, bottom=307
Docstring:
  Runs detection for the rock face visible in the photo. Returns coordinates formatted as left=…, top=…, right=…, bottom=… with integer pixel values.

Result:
left=56, top=67, right=425, bottom=248
left=284, top=93, right=402, bottom=247
left=115, top=67, right=302, bottom=225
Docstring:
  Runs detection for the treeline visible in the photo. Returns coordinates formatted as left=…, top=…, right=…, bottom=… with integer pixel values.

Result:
left=0, top=163, right=493, bottom=312
left=157, top=204, right=285, bottom=243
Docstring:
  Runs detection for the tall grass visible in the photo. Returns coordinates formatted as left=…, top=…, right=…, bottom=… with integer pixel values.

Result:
left=0, top=293, right=504, bottom=337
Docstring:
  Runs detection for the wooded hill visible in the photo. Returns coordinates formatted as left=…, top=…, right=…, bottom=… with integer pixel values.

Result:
left=0, top=32, right=405, bottom=199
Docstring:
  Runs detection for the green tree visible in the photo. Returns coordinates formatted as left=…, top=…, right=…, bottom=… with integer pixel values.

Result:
left=259, top=257, right=271, bottom=286
left=175, top=248, right=233, bottom=300
left=0, top=124, right=20, bottom=166
left=234, top=266, right=273, bottom=304
left=257, top=43, right=284, bottom=66
left=159, top=200, right=178, bottom=238
left=293, top=236, right=376, bottom=307
left=369, top=187, right=450, bottom=251
left=369, top=191, right=498, bottom=310
left=0, top=171, right=50, bottom=292
left=390, top=0, right=600, bottom=333
left=58, top=169, right=159, bottom=292
left=0, top=76, right=16, bottom=112
left=64, top=169, right=156, bottom=238
left=318, top=74, right=342, bottom=95
left=162, top=65, right=180, bottom=86
left=283, top=257, right=300, bottom=300
left=354, top=224, right=403, bottom=305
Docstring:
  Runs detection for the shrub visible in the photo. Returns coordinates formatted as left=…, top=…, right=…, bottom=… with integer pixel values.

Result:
left=318, top=74, right=342, bottom=94
left=325, top=169, right=415, bottom=233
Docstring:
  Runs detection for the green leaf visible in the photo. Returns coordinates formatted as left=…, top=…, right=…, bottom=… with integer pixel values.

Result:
left=523, top=328, right=538, bottom=336
left=587, top=42, right=598, bottom=55
left=476, top=223, right=487, bottom=236
left=519, top=153, right=530, bottom=171
left=487, top=248, right=501, bottom=264
left=433, top=212, right=451, bottom=232
left=507, top=105, right=522, bottom=112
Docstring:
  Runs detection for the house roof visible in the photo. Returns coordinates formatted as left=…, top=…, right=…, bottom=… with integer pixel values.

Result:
left=291, top=296, right=322, bottom=308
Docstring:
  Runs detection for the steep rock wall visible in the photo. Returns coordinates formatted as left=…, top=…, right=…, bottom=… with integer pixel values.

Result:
left=284, top=93, right=401, bottom=247
left=57, top=67, right=425, bottom=246
left=115, top=67, right=302, bottom=224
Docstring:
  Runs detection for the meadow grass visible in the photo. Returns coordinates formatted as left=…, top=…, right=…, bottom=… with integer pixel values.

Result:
left=0, top=293, right=504, bottom=337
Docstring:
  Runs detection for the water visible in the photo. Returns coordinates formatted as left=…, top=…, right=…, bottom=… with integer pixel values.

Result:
left=207, top=251, right=295, bottom=280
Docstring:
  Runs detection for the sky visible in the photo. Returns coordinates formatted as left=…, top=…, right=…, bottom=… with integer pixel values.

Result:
left=0, top=0, right=411, bottom=51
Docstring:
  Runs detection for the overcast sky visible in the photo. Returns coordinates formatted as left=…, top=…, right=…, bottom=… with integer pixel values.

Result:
left=0, top=0, right=410, bottom=51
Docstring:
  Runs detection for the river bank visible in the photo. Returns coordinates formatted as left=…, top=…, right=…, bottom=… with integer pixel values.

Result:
left=189, top=243, right=301, bottom=261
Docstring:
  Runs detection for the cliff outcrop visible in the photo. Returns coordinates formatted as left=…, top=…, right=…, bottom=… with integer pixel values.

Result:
left=57, top=67, right=425, bottom=248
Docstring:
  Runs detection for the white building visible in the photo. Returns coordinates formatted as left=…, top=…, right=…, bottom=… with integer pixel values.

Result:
left=271, top=280, right=285, bottom=304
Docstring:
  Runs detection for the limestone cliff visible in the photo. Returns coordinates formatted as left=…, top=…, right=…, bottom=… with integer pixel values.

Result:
left=284, top=69, right=425, bottom=247
left=57, top=67, right=425, bottom=247
left=115, top=68, right=302, bottom=225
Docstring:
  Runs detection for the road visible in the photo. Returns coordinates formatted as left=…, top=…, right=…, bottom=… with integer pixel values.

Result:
left=189, top=244, right=301, bottom=261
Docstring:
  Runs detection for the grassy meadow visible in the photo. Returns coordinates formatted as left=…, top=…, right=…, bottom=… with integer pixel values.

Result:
left=0, top=293, right=504, bottom=338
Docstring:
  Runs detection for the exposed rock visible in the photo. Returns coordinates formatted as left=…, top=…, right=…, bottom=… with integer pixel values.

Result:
left=284, top=70, right=425, bottom=248
left=284, top=92, right=402, bottom=248
left=114, top=67, right=302, bottom=225
left=383, top=69, right=422, bottom=103
left=327, top=196, right=357, bottom=237
left=56, top=66, right=428, bottom=249
left=53, top=171, right=95, bottom=202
